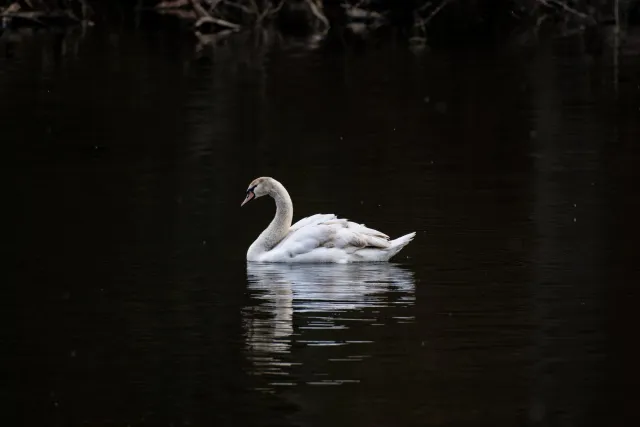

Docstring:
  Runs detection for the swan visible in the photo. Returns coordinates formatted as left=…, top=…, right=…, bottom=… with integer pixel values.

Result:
left=240, top=177, right=416, bottom=263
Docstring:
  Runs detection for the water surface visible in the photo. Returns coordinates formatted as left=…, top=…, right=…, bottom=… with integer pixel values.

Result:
left=3, top=26, right=640, bottom=427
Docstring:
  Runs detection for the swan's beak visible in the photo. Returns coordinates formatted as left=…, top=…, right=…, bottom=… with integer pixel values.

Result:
left=241, top=191, right=255, bottom=207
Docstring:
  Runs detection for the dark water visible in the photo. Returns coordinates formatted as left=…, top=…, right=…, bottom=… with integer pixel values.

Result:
left=3, top=25, right=640, bottom=427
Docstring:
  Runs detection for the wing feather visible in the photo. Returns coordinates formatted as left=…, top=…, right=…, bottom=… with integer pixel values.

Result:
left=270, top=214, right=392, bottom=261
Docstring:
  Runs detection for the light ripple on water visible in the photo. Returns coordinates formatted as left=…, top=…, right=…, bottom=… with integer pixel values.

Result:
left=243, top=263, right=416, bottom=390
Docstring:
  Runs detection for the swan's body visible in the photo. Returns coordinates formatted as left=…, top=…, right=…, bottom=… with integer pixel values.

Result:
left=241, top=177, right=415, bottom=263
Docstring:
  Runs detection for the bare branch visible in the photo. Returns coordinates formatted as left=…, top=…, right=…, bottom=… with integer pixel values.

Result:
left=423, top=0, right=453, bottom=26
left=305, top=0, right=329, bottom=30
left=190, top=0, right=241, bottom=31
left=195, top=15, right=241, bottom=30
left=534, top=0, right=596, bottom=23
left=206, top=0, right=223, bottom=12
left=1, top=2, right=21, bottom=16
left=255, top=0, right=285, bottom=24
left=549, top=0, right=595, bottom=22
left=416, top=1, right=433, bottom=14
left=189, top=0, right=211, bottom=18
left=248, top=0, right=260, bottom=15
left=155, top=0, right=190, bottom=8
left=77, top=0, right=93, bottom=20
left=268, top=0, right=286, bottom=17
left=155, top=7, right=198, bottom=20
left=222, top=0, right=254, bottom=15
left=202, top=0, right=222, bottom=7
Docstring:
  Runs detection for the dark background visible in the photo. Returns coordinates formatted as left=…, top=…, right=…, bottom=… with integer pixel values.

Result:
left=2, top=2, right=640, bottom=426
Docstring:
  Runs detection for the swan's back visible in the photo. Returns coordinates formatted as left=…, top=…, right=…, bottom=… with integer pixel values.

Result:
left=257, top=214, right=415, bottom=263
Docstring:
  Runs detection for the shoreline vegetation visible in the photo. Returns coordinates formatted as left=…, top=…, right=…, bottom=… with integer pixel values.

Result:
left=1, top=1, right=639, bottom=52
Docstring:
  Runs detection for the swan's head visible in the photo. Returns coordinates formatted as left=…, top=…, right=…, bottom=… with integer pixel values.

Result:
left=241, top=177, right=272, bottom=206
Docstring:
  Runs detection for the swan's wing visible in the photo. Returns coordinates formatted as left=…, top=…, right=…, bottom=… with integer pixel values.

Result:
left=289, top=213, right=337, bottom=233
left=331, top=220, right=391, bottom=249
left=275, top=214, right=337, bottom=253
left=272, top=215, right=392, bottom=259
left=344, top=221, right=390, bottom=240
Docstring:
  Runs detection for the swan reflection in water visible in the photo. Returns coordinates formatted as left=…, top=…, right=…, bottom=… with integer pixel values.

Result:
left=243, top=263, right=416, bottom=388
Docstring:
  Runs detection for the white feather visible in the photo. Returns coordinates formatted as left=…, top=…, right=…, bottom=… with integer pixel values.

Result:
left=242, top=177, right=416, bottom=263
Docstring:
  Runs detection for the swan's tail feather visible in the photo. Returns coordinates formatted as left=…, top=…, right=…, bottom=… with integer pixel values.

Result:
left=384, top=232, right=416, bottom=261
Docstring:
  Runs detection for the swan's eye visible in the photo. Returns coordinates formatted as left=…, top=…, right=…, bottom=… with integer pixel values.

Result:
left=247, top=185, right=257, bottom=194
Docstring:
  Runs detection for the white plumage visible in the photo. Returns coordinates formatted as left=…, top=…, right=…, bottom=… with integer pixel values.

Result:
left=241, top=177, right=416, bottom=263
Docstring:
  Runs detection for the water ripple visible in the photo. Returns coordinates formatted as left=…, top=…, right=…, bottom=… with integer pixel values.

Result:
left=243, top=263, right=416, bottom=390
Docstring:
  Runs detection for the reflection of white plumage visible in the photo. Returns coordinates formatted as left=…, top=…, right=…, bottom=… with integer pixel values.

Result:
left=246, top=263, right=416, bottom=312
left=243, top=263, right=416, bottom=384
left=241, top=177, right=416, bottom=263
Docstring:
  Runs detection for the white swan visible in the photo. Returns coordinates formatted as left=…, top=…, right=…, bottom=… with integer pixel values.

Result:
left=241, top=177, right=416, bottom=263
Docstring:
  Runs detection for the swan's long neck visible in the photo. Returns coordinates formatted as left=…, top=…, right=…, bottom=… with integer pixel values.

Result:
left=247, top=180, right=293, bottom=260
